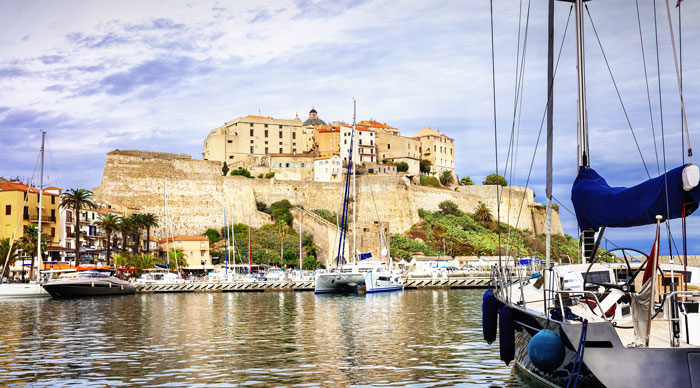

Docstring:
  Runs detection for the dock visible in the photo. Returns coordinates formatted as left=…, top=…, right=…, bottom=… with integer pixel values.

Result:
left=134, top=277, right=492, bottom=293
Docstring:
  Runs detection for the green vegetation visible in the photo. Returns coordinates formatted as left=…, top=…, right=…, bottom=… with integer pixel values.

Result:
left=439, top=170, right=454, bottom=186
left=265, top=172, right=275, bottom=179
left=256, top=201, right=268, bottom=213
left=420, top=175, right=440, bottom=188
left=95, top=213, right=121, bottom=266
left=0, top=238, right=19, bottom=278
left=460, top=176, right=474, bottom=186
left=419, top=159, right=432, bottom=174
left=222, top=161, right=230, bottom=176
left=269, top=199, right=293, bottom=226
left=473, top=202, right=492, bottom=222
left=389, top=203, right=579, bottom=261
left=396, top=162, right=409, bottom=172
left=311, top=209, right=337, bottom=224
left=60, top=188, right=97, bottom=265
left=483, top=173, right=507, bottom=186
left=230, top=168, right=252, bottom=178
left=438, top=200, right=462, bottom=216
left=202, top=228, right=221, bottom=244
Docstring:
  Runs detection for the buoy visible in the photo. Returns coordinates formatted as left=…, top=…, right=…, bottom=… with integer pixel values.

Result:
left=528, top=329, right=565, bottom=373
left=499, top=306, right=515, bottom=365
left=482, top=291, right=498, bottom=344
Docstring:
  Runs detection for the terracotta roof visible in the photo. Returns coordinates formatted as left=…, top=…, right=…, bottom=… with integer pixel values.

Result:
left=357, top=120, right=397, bottom=130
left=0, top=182, right=59, bottom=195
left=159, top=235, right=209, bottom=243
left=246, top=115, right=273, bottom=119
left=268, top=153, right=315, bottom=158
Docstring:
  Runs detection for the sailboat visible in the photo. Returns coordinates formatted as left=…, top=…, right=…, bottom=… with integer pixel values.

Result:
left=0, top=132, right=50, bottom=298
left=314, top=101, right=365, bottom=294
left=483, top=1, right=700, bottom=386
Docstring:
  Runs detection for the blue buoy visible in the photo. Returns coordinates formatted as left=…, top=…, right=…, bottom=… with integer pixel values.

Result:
left=528, top=329, right=565, bottom=373
left=499, top=305, right=514, bottom=365
left=482, top=291, right=498, bottom=344
left=531, top=273, right=541, bottom=279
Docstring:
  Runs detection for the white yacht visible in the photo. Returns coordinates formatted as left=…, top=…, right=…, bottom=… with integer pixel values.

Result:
left=358, top=261, right=403, bottom=293
left=0, top=282, right=49, bottom=298
left=314, top=266, right=365, bottom=294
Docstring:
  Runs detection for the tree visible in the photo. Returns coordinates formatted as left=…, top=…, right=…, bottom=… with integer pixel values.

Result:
left=474, top=202, right=493, bottom=222
left=140, top=213, right=159, bottom=254
left=482, top=174, right=507, bottom=186
left=460, top=176, right=474, bottom=186
left=118, top=216, right=135, bottom=253
left=395, top=162, right=409, bottom=172
left=270, top=199, right=293, bottom=226
left=303, top=255, right=323, bottom=270
left=128, top=214, right=146, bottom=253
left=230, top=168, right=252, bottom=178
left=202, top=228, right=221, bottom=244
left=60, top=188, right=96, bottom=266
left=438, top=200, right=461, bottom=216
left=283, top=248, right=297, bottom=268
left=419, top=159, right=432, bottom=174
left=19, top=224, right=48, bottom=278
left=222, top=161, right=230, bottom=176
left=439, top=170, right=454, bottom=186
left=160, top=248, right=187, bottom=270
left=0, top=238, right=19, bottom=279
left=95, top=213, right=121, bottom=266
left=256, top=201, right=268, bottom=213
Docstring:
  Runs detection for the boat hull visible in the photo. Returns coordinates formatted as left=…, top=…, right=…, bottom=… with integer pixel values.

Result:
left=364, top=271, right=403, bottom=293
left=0, top=283, right=50, bottom=298
left=43, top=278, right=135, bottom=298
left=314, top=272, right=365, bottom=294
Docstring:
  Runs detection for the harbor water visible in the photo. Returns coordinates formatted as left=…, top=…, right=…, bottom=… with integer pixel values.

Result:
left=0, top=289, right=534, bottom=387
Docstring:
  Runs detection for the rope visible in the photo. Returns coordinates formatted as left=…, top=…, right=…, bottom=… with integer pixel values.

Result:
left=567, top=319, right=588, bottom=388
left=664, top=0, right=692, bottom=160
left=584, top=5, right=650, bottom=179
left=489, top=0, right=501, bottom=270
left=634, top=0, right=662, bottom=176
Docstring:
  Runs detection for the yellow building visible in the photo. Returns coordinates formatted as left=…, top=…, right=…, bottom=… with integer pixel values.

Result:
left=269, top=153, right=316, bottom=181
left=375, top=132, right=421, bottom=174
left=202, top=109, right=321, bottom=168
left=158, top=235, right=211, bottom=269
left=411, top=128, right=455, bottom=176
left=315, top=125, right=341, bottom=157
left=0, top=180, right=60, bottom=247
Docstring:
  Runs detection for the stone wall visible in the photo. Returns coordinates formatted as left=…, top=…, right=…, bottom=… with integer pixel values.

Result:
left=93, top=150, right=564, bottom=261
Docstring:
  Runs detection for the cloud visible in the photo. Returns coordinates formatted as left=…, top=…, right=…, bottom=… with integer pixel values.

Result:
left=39, top=55, right=64, bottom=65
left=0, top=67, right=28, bottom=78
left=66, top=32, right=128, bottom=48
left=123, top=18, right=186, bottom=31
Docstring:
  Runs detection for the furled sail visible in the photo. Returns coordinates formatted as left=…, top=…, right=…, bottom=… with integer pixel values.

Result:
left=571, top=164, right=700, bottom=230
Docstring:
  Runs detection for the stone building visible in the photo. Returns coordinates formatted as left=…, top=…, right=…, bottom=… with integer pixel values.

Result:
left=314, top=155, right=343, bottom=182
left=314, top=125, right=340, bottom=157
left=411, top=128, right=455, bottom=176
left=340, top=125, right=376, bottom=164
left=202, top=115, right=313, bottom=167
left=157, top=235, right=211, bottom=269
left=269, top=153, right=316, bottom=181
left=375, top=131, right=422, bottom=175
left=357, top=120, right=400, bottom=135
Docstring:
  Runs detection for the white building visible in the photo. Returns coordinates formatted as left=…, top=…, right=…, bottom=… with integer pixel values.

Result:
left=314, top=155, right=343, bottom=182
left=340, top=125, right=376, bottom=164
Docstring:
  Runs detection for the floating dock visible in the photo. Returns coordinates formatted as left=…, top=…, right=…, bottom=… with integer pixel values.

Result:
left=135, top=277, right=491, bottom=293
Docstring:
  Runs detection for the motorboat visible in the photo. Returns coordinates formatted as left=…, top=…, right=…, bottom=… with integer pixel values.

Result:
left=43, top=266, right=135, bottom=298
left=358, top=261, right=403, bottom=293
left=0, top=282, right=49, bottom=298
left=135, top=269, right=185, bottom=284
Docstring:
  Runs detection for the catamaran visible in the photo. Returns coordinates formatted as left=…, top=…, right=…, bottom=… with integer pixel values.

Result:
left=483, top=1, right=700, bottom=386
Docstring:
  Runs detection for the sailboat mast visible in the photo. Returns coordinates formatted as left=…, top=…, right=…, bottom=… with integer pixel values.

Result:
left=575, top=0, right=589, bottom=169
left=299, top=212, right=302, bottom=271
left=352, top=99, right=357, bottom=266
left=545, top=0, right=554, bottom=269
left=36, top=131, right=45, bottom=281
left=164, top=178, right=170, bottom=270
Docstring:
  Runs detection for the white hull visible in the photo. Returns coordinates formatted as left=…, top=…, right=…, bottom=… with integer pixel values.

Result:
left=0, top=283, right=50, bottom=298
left=314, top=272, right=365, bottom=294
left=364, top=271, right=403, bottom=293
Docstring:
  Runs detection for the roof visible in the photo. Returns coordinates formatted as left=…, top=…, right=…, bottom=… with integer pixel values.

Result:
left=315, top=155, right=340, bottom=160
left=411, top=127, right=453, bottom=140
left=246, top=115, right=273, bottom=119
left=357, top=120, right=397, bottom=130
left=340, top=125, right=375, bottom=133
left=303, top=118, right=326, bottom=126
left=268, top=153, right=316, bottom=158
left=0, top=182, right=59, bottom=196
left=159, top=235, right=209, bottom=243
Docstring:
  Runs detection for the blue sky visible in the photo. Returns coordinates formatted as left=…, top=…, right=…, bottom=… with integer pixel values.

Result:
left=1, top=0, right=700, bottom=254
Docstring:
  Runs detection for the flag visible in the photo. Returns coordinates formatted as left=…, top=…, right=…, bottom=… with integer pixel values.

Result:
left=677, top=0, right=683, bottom=7
left=642, top=224, right=660, bottom=285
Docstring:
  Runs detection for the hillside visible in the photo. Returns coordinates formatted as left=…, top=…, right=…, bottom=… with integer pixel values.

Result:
left=390, top=201, right=579, bottom=261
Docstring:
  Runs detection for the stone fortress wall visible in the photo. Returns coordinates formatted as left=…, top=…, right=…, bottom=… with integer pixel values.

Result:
left=93, top=150, right=564, bottom=265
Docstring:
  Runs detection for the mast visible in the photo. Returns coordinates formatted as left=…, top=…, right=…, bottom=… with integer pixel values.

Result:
left=352, top=99, right=357, bottom=266
left=299, top=211, right=302, bottom=271
left=223, top=205, right=228, bottom=276
left=248, top=214, right=251, bottom=274
left=164, top=177, right=170, bottom=270
left=36, top=131, right=45, bottom=281
left=545, top=0, right=554, bottom=270
left=575, top=0, right=589, bottom=169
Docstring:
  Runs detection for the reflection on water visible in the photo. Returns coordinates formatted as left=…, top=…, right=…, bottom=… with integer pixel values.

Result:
left=0, top=289, right=533, bottom=387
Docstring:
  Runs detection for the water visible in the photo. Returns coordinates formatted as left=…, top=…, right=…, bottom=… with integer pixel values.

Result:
left=0, top=289, right=533, bottom=387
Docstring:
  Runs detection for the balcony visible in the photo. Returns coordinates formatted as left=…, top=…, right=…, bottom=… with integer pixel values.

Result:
left=29, top=214, right=56, bottom=223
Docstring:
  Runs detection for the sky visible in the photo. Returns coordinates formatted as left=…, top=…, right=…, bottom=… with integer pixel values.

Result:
left=1, top=0, right=700, bottom=255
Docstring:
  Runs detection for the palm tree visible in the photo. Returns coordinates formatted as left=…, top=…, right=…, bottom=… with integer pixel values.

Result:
left=140, top=213, right=159, bottom=254
left=60, top=189, right=96, bottom=266
left=128, top=214, right=146, bottom=253
left=0, top=238, right=19, bottom=279
left=95, top=214, right=121, bottom=266
left=20, top=224, right=48, bottom=280
left=474, top=202, right=493, bottom=222
left=166, top=248, right=187, bottom=270
left=118, top=217, right=134, bottom=253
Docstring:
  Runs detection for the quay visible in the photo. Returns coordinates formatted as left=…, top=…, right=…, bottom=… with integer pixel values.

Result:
left=135, top=277, right=492, bottom=293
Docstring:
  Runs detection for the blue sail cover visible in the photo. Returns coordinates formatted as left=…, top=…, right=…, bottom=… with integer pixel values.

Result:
left=571, top=165, right=700, bottom=230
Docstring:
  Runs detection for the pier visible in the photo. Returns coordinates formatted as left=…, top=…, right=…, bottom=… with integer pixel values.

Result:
left=134, top=277, right=492, bottom=293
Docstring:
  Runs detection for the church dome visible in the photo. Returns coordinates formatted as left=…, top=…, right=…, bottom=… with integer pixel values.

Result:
left=303, top=107, right=326, bottom=126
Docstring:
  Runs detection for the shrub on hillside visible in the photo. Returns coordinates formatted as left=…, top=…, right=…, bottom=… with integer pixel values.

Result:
left=396, top=162, right=409, bottom=172
left=270, top=199, right=293, bottom=226
left=230, top=168, right=252, bottom=178
left=420, top=175, right=440, bottom=188
left=438, top=200, right=462, bottom=216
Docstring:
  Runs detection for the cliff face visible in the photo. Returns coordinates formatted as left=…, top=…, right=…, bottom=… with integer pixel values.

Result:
left=93, top=150, right=564, bottom=258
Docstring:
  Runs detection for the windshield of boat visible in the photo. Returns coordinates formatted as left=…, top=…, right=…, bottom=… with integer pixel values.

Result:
left=76, top=271, right=111, bottom=278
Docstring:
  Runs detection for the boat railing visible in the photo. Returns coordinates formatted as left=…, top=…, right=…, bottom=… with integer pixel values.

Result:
left=547, top=290, right=608, bottom=323
left=664, top=290, right=700, bottom=347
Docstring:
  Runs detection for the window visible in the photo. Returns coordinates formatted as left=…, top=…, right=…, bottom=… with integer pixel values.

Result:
left=229, top=155, right=233, bottom=159
left=370, top=140, right=373, bottom=145
left=227, top=140, right=232, bottom=143
left=279, top=131, right=283, bottom=138
left=51, top=196, right=55, bottom=204
left=301, top=163, right=305, bottom=168
left=434, top=145, right=437, bottom=151
left=250, top=129, right=254, bottom=136
left=292, top=149, right=296, bottom=153
left=201, top=251, right=204, bottom=256
left=250, top=123, right=253, bottom=127
left=265, top=147, right=268, bottom=154
left=250, top=146, right=254, bottom=153
left=250, top=139, right=254, bottom=144
left=264, top=124, right=268, bottom=128
left=388, top=144, right=390, bottom=149
left=279, top=148, right=283, bottom=153
left=279, top=125, right=282, bottom=129
left=285, top=163, right=290, bottom=168
left=4, top=205, right=9, bottom=215
left=292, top=132, right=296, bottom=139
left=359, top=139, right=362, bottom=145
left=265, top=130, right=268, bottom=137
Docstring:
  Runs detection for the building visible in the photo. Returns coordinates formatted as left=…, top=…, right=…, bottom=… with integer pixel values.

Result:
left=269, top=153, right=316, bottom=181
left=375, top=131, right=422, bottom=175
left=314, top=155, right=343, bottom=182
left=157, top=235, right=211, bottom=269
left=202, top=114, right=313, bottom=167
left=365, top=162, right=397, bottom=176
left=314, top=125, right=341, bottom=157
left=0, top=180, right=60, bottom=249
left=411, top=128, right=455, bottom=176
left=357, top=120, right=400, bottom=136
left=340, top=125, right=376, bottom=164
